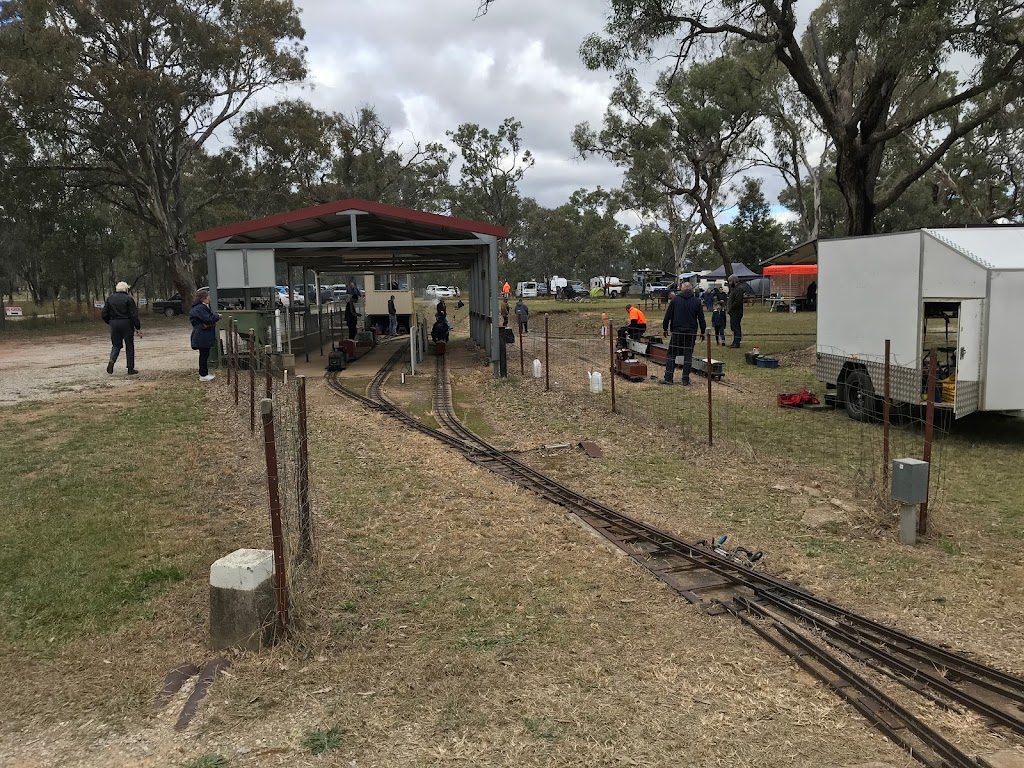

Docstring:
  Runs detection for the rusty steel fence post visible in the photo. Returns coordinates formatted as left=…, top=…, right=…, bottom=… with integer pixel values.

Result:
left=232, top=320, right=239, bottom=407
left=544, top=314, right=550, bottom=392
left=882, top=339, right=891, bottom=498
left=519, top=320, right=524, bottom=376
left=706, top=331, right=713, bottom=447
left=249, top=329, right=256, bottom=434
left=259, top=397, right=290, bottom=634
left=225, top=323, right=232, bottom=387
left=609, top=322, right=616, bottom=414
left=265, top=344, right=273, bottom=399
left=919, top=349, right=937, bottom=535
left=297, top=375, right=313, bottom=562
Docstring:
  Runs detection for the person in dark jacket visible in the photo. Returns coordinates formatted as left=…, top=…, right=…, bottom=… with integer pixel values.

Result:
left=387, top=295, right=398, bottom=336
left=661, top=282, right=706, bottom=385
left=515, top=299, right=529, bottom=334
left=101, top=281, right=141, bottom=375
left=711, top=302, right=727, bottom=345
left=345, top=295, right=360, bottom=340
left=431, top=316, right=450, bottom=344
left=727, top=275, right=745, bottom=347
left=189, top=289, right=221, bottom=381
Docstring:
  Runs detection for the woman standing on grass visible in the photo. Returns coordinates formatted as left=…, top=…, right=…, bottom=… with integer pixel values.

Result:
left=189, top=289, right=221, bottom=382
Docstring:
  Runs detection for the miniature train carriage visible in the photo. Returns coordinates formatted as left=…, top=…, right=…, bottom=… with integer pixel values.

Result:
left=363, top=272, right=415, bottom=335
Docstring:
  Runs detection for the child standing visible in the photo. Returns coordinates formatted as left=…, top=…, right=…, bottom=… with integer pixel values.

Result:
left=711, top=301, right=727, bottom=345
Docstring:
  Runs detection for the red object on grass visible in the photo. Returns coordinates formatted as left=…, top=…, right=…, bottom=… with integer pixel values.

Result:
left=777, top=389, right=821, bottom=408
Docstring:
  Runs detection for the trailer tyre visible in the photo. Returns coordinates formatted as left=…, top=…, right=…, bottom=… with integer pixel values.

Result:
left=843, top=369, right=877, bottom=422
left=164, top=307, right=176, bottom=318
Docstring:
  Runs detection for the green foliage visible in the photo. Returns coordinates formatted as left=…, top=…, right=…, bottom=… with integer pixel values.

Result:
left=575, top=49, right=769, bottom=273
left=570, top=0, right=1024, bottom=235
left=727, top=179, right=790, bottom=264
left=301, top=727, right=343, bottom=754
left=0, top=0, right=308, bottom=306
left=184, top=756, right=227, bottom=768
left=447, top=117, right=534, bottom=264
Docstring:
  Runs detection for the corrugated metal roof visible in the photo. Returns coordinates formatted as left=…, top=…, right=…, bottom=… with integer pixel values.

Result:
left=925, top=228, right=1024, bottom=270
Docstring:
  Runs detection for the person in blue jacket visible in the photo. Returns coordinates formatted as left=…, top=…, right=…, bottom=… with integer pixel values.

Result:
left=189, top=289, right=222, bottom=381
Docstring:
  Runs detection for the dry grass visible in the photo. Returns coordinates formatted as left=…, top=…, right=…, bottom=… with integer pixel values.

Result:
left=3, top=322, right=1021, bottom=767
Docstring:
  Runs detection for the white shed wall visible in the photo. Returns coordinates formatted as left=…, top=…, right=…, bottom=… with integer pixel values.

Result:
left=984, top=270, right=1024, bottom=411
left=818, top=232, right=922, bottom=364
left=921, top=235, right=987, bottom=299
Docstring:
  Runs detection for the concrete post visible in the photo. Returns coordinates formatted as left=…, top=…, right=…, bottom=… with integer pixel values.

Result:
left=209, top=548, right=276, bottom=650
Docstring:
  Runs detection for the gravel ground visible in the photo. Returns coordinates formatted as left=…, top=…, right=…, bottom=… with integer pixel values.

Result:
left=0, top=324, right=196, bottom=405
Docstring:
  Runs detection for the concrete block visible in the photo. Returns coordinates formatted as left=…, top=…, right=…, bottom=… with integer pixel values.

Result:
left=210, top=548, right=277, bottom=651
left=272, top=353, right=295, bottom=373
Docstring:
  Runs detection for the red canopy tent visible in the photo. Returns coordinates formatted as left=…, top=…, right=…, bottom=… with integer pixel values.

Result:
left=763, top=264, right=817, bottom=298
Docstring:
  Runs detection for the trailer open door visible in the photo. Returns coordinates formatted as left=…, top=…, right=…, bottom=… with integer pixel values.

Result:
left=954, top=299, right=983, bottom=417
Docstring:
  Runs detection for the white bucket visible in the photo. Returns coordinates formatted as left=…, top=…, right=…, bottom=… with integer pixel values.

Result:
left=590, top=371, right=603, bottom=393
left=533, top=359, right=542, bottom=378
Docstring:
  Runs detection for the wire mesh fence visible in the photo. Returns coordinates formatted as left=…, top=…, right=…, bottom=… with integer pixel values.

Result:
left=218, top=319, right=317, bottom=633
left=504, top=310, right=952, bottom=528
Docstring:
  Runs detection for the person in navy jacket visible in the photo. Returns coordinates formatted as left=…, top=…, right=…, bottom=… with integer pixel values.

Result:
left=189, top=289, right=222, bottom=381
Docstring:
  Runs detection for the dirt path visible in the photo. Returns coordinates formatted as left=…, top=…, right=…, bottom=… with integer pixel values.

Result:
left=0, top=324, right=196, bottom=405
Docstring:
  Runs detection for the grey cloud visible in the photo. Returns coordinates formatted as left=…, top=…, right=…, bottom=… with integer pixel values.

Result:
left=287, top=0, right=620, bottom=207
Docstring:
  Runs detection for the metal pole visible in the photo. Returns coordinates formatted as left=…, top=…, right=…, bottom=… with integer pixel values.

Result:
left=225, top=321, right=232, bottom=387
left=544, top=314, right=550, bottom=392
left=519, top=318, right=524, bottom=376
left=883, top=339, right=891, bottom=497
left=249, top=329, right=256, bottom=434
left=265, top=344, right=273, bottom=399
left=259, top=398, right=290, bottom=634
left=232, top=320, right=239, bottom=407
left=297, top=376, right=313, bottom=562
left=707, top=331, right=713, bottom=448
left=609, top=322, right=616, bottom=414
left=919, top=349, right=937, bottom=535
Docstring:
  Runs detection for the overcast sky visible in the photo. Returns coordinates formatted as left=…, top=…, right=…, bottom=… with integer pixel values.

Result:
left=274, top=0, right=629, bottom=210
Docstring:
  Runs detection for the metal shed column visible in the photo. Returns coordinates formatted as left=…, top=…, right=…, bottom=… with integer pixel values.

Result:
left=487, top=238, right=499, bottom=375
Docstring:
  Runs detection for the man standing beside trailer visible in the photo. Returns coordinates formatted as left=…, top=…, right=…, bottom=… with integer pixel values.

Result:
left=661, top=282, right=706, bottom=386
left=727, top=275, right=744, bottom=348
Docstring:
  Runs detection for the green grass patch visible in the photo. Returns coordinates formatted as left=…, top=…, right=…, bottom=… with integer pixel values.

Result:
left=524, top=716, right=562, bottom=740
left=938, top=537, right=962, bottom=556
left=0, top=386, right=206, bottom=647
left=800, top=537, right=848, bottom=558
left=184, top=756, right=228, bottom=768
left=302, top=727, right=343, bottom=754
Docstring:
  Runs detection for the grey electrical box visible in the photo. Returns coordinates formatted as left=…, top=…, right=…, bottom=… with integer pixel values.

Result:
left=892, top=458, right=929, bottom=504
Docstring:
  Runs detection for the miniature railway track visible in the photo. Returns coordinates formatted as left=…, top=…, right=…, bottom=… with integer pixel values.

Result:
left=324, top=347, right=1024, bottom=767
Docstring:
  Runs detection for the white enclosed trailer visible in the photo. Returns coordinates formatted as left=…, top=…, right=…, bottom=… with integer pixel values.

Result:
left=817, top=227, right=1024, bottom=420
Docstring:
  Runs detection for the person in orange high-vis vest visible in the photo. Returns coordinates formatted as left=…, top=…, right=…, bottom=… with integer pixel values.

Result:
left=619, top=304, right=647, bottom=346
left=502, top=281, right=511, bottom=298
left=627, top=304, right=647, bottom=337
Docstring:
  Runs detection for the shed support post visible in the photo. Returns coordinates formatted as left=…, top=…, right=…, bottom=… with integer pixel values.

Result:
left=489, top=240, right=499, bottom=376
left=207, top=242, right=219, bottom=367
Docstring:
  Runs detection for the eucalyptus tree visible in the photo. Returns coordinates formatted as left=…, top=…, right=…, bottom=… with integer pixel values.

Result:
left=447, top=117, right=535, bottom=263
left=0, top=0, right=308, bottom=310
left=574, top=52, right=766, bottom=276
left=562, top=0, right=1024, bottom=236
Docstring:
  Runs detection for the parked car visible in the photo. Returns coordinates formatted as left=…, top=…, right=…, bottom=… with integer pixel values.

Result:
left=152, top=286, right=265, bottom=315
left=643, top=283, right=673, bottom=298
left=536, top=282, right=549, bottom=296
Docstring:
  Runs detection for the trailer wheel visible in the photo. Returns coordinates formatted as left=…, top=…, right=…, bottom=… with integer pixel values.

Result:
left=843, top=369, right=877, bottom=422
left=164, top=307, right=176, bottom=318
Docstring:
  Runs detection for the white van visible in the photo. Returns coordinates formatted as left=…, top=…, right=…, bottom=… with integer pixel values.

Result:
left=516, top=281, right=538, bottom=298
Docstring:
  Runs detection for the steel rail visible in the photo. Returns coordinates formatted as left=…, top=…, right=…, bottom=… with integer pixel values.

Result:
left=722, top=599, right=977, bottom=768
left=322, top=346, right=1024, bottom=752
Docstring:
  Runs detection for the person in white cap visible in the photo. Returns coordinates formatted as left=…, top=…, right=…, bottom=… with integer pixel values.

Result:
left=100, top=281, right=141, bottom=375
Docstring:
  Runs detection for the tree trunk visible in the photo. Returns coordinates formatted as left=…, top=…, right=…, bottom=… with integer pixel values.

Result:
left=836, top=150, right=876, bottom=236
left=168, top=245, right=196, bottom=314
